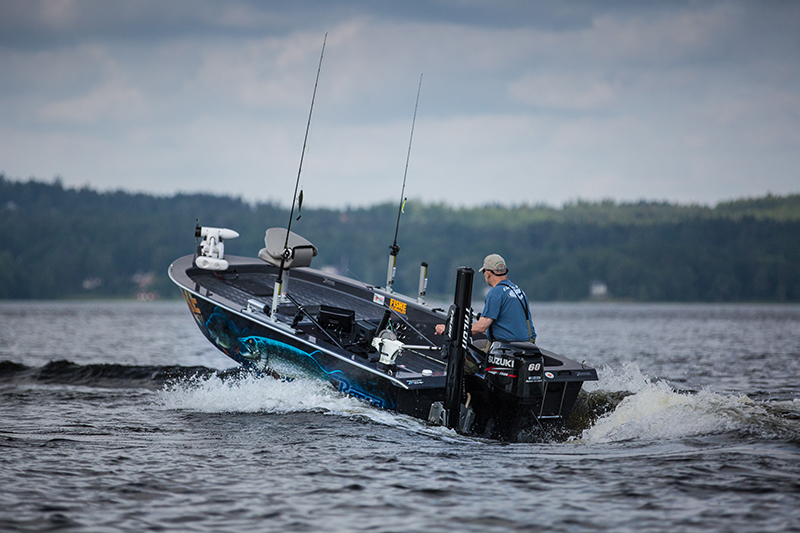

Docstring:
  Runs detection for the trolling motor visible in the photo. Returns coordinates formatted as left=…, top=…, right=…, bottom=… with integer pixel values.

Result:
left=195, top=225, right=239, bottom=271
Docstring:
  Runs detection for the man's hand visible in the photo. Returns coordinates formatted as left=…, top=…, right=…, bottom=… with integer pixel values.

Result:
left=435, top=318, right=493, bottom=336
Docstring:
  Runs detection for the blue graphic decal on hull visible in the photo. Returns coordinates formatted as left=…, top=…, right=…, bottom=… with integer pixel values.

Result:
left=238, top=335, right=391, bottom=409
left=203, top=307, right=248, bottom=354
left=239, top=335, right=343, bottom=381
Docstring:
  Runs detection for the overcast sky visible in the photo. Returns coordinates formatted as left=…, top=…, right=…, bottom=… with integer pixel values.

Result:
left=1, top=0, right=798, bottom=208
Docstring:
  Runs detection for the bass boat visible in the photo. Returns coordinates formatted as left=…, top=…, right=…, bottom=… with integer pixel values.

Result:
left=169, top=225, right=598, bottom=441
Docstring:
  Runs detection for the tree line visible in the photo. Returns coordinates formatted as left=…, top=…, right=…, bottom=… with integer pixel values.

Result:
left=2, top=174, right=799, bottom=302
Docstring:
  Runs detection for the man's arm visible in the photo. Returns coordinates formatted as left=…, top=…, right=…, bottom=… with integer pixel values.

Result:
left=434, top=316, right=494, bottom=336
left=471, top=316, right=493, bottom=335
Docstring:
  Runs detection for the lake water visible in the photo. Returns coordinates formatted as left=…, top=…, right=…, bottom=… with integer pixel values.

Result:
left=1, top=300, right=799, bottom=532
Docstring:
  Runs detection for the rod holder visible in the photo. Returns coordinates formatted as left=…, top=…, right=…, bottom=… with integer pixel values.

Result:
left=385, top=248, right=398, bottom=293
left=417, top=262, right=428, bottom=304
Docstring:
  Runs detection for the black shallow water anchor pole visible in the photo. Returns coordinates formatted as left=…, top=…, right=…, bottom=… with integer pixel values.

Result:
left=443, top=267, right=474, bottom=431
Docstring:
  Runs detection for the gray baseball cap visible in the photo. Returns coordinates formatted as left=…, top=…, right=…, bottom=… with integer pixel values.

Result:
left=479, top=254, right=508, bottom=274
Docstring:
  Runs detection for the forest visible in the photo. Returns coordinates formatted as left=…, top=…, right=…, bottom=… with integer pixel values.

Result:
left=2, top=174, right=799, bottom=302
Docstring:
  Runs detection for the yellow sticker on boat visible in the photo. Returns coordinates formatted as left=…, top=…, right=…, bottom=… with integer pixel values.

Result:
left=182, top=290, right=203, bottom=324
left=389, top=298, right=407, bottom=315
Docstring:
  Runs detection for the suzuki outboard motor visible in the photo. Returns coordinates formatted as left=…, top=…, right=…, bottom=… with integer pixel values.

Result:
left=472, top=341, right=547, bottom=441
left=483, top=341, right=545, bottom=398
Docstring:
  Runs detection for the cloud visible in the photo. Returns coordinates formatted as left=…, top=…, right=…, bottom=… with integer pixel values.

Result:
left=0, top=1, right=798, bottom=208
left=508, top=72, right=618, bottom=111
left=38, top=77, right=145, bottom=124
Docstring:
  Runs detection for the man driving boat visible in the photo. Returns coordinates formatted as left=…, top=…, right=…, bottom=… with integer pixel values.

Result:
left=435, top=254, right=536, bottom=347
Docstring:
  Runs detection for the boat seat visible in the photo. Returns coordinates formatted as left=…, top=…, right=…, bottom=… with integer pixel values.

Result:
left=258, top=228, right=318, bottom=269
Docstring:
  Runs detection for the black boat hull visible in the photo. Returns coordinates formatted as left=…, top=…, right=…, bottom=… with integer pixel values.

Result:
left=180, top=288, right=445, bottom=417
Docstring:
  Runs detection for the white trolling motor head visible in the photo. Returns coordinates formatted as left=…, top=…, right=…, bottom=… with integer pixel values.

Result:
left=195, top=226, right=239, bottom=271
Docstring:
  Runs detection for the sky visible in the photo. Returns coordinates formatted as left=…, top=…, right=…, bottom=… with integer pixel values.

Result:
left=1, top=0, right=799, bottom=209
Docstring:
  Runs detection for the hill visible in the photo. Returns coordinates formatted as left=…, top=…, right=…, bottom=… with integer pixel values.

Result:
left=2, top=175, right=799, bottom=302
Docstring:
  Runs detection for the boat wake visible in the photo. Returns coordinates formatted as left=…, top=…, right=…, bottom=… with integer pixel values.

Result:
left=3, top=359, right=798, bottom=444
left=155, top=360, right=800, bottom=444
left=0, top=359, right=217, bottom=389
left=574, top=362, right=800, bottom=444
left=159, top=371, right=369, bottom=416
left=155, top=371, right=463, bottom=440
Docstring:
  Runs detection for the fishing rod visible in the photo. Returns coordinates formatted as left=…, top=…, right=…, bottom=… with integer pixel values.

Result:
left=386, top=73, right=423, bottom=293
left=271, top=33, right=327, bottom=320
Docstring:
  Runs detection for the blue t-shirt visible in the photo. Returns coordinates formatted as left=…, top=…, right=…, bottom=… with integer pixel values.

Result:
left=481, top=280, right=535, bottom=342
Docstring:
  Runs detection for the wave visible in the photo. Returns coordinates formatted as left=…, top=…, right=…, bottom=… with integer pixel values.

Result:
left=4, top=359, right=799, bottom=444
left=0, top=359, right=222, bottom=390
left=158, top=371, right=365, bottom=415
left=575, top=362, right=800, bottom=444
left=0, top=359, right=456, bottom=439
left=155, top=371, right=464, bottom=440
